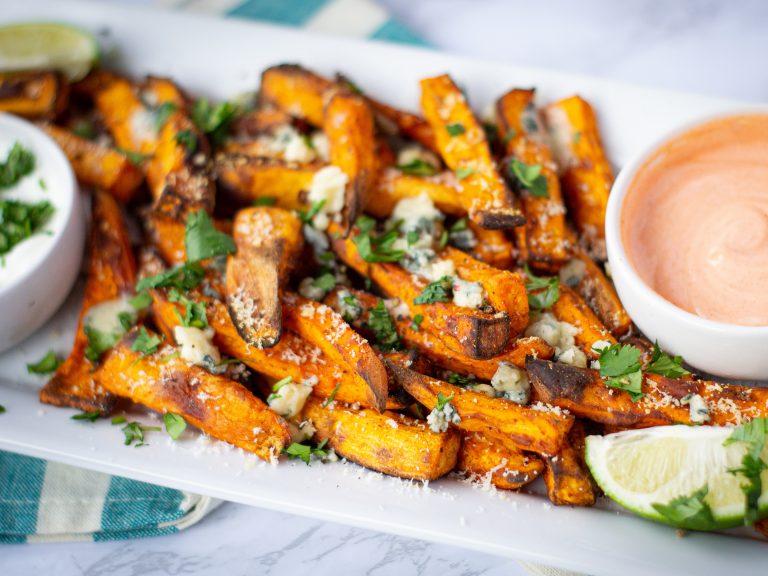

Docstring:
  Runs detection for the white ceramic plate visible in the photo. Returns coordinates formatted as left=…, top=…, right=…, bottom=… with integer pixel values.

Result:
left=0, top=2, right=764, bottom=574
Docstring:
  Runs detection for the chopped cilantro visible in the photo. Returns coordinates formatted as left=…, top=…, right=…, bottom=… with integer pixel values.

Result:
left=723, top=418, right=768, bottom=524
left=129, top=291, right=152, bottom=310
left=111, top=415, right=127, bottom=425
left=524, top=265, right=560, bottom=310
left=191, top=99, right=238, bottom=146
left=152, top=102, right=177, bottom=132
left=414, top=276, right=453, bottom=305
left=130, top=327, right=163, bottom=357
left=353, top=217, right=405, bottom=263
left=447, top=372, right=476, bottom=387
left=322, top=383, right=342, bottom=407
left=652, top=485, right=717, bottom=531
left=116, top=147, right=152, bottom=166
left=174, top=129, right=198, bottom=153
left=0, top=200, right=55, bottom=257
left=71, top=411, right=101, bottom=422
left=121, top=421, right=161, bottom=447
left=169, top=289, right=208, bottom=328
left=645, top=341, right=690, bottom=378
left=297, top=199, right=326, bottom=225
left=410, top=314, right=424, bottom=331
left=84, top=326, right=120, bottom=362
left=397, top=158, right=438, bottom=177
left=26, top=350, right=62, bottom=375
left=435, top=392, right=454, bottom=411
left=502, top=128, right=517, bottom=147
left=365, top=301, right=401, bottom=351
left=253, top=197, right=277, bottom=206
left=446, top=123, right=465, bottom=136
left=312, top=273, right=336, bottom=292
left=455, top=167, right=475, bottom=180
left=597, top=343, right=644, bottom=401
left=0, top=142, right=35, bottom=189
left=136, top=262, right=205, bottom=293
left=0, top=405, right=5, bottom=414
left=163, top=413, right=187, bottom=440
left=508, top=159, right=548, bottom=198
left=185, top=210, right=236, bottom=262
left=282, top=439, right=329, bottom=465
left=71, top=119, right=97, bottom=141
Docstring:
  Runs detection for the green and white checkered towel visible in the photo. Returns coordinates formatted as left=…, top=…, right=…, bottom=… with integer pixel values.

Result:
left=0, top=0, right=426, bottom=544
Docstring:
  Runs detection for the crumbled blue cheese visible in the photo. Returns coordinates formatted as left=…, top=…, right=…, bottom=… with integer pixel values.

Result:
left=452, top=278, right=485, bottom=309
left=288, top=419, right=316, bottom=443
left=268, top=379, right=314, bottom=419
left=448, top=227, right=476, bottom=250
left=390, top=192, right=443, bottom=232
left=335, top=289, right=362, bottom=321
left=469, top=383, right=496, bottom=397
left=266, top=125, right=317, bottom=163
left=307, top=166, right=348, bottom=230
left=682, top=394, right=710, bottom=424
left=85, top=296, right=135, bottom=336
left=311, top=132, right=330, bottom=162
left=298, top=277, right=327, bottom=301
left=490, top=362, right=530, bottom=404
left=174, top=326, right=221, bottom=368
left=302, top=223, right=329, bottom=255
left=427, top=401, right=461, bottom=433
left=558, top=258, right=587, bottom=288
left=396, top=145, right=441, bottom=172
left=525, top=312, right=587, bottom=368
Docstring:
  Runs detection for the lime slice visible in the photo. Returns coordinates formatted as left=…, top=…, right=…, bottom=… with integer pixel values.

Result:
left=585, top=425, right=768, bottom=531
left=0, top=22, right=99, bottom=81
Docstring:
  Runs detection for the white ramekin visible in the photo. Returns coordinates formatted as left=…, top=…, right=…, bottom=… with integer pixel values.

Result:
left=606, top=109, right=768, bottom=381
left=0, top=113, right=85, bottom=354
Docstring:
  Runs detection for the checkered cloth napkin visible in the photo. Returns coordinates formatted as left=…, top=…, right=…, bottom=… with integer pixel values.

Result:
left=0, top=0, right=426, bottom=545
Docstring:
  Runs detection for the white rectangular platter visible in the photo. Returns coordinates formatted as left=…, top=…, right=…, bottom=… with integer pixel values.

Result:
left=0, top=2, right=764, bottom=574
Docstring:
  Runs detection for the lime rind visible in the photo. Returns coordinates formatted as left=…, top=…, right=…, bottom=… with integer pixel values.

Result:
left=0, top=22, right=100, bottom=81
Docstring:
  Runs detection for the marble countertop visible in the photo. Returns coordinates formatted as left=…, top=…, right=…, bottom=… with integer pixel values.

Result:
left=3, top=1, right=766, bottom=575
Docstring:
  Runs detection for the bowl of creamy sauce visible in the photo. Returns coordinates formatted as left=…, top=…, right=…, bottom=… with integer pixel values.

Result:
left=0, top=112, right=84, bottom=353
left=606, top=111, right=768, bottom=380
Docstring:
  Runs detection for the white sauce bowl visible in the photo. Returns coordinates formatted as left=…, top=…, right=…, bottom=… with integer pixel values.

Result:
left=0, top=113, right=85, bottom=353
left=606, top=109, right=768, bottom=381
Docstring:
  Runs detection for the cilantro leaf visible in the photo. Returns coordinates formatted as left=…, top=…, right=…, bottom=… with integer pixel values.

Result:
left=414, top=276, right=453, bottom=305
left=365, top=301, right=401, bottom=351
left=446, top=123, right=465, bottom=136
left=129, top=291, right=152, bottom=310
left=0, top=142, right=35, bottom=189
left=410, top=314, right=424, bottom=331
left=436, top=392, right=454, bottom=411
left=121, top=421, right=161, bottom=447
left=0, top=199, right=55, bottom=257
left=282, top=439, right=329, bottom=465
left=152, top=102, right=177, bottom=132
left=185, top=210, right=236, bottom=262
left=130, top=327, right=162, bottom=356
left=71, top=119, right=97, bottom=141
left=174, top=129, right=198, bottom=153
left=116, top=147, right=152, bottom=167
left=353, top=218, right=405, bottom=263
left=322, top=383, right=341, bottom=407
left=597, top=343, right=644, bottom=401
left=71, top=411, right=101, bottom=422
left=645, top=341, right=690, bottom=378
left=455, top=167, right=475, bottom=180
left=297, top=199, right=326, bottom=224
left=396, top=158, right=438, bottom=177
left=163, top=413, right=187, bottom=440
left=135, top=262, right=206, bottom=293
left=191, top=99, right=238, bottom=146
left=312, top=273, right=336, bottom=292
left=253, top=197, right=277, bottom=206
left=524, top=265, right=560, bottom=310
left=26, top=350, right=62, bottom=375
left=169, top=290, right=208, bottom=328
left=447, top=372, right=476, bottom=387
left=84, top=326, right=120, bottom=362
left=0, top=405, right=5, bottom=414
left=723, top=418, right=768, bottom=524
left=508, top=159, right=548, bottom=198
left=652, top=485, right=717, bottom=531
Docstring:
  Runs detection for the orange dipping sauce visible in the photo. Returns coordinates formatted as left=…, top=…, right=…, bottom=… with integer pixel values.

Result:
left=621, top=114, right=768, bottom=327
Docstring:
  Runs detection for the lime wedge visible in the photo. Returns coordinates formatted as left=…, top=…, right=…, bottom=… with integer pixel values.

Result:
left=0, top=22, right=99, bottom=81
left=585, top=425, right=768, bottom=531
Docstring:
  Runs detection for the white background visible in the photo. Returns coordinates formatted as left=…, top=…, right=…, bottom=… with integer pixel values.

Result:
left=2, top=1, right=767, bottom=575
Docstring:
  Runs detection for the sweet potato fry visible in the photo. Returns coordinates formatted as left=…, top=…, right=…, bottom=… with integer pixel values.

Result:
left=259, top=64, right=333, bottom=126
left=560, top=233, right=631, bottom=337
left=40, top=190, right=135, bottom=414
left=543, top=421, right=596, bottom=506
left=151, top=291, right=393, bottom=410
left=282, top=293, right=389, bottom=412
left=95, top=76, right=158, bottom=155
left=215, top=153, right=319, bottom=209
left=550, top=285, right=616, bottom=358
left=226, top=207, right=303, bottom=348
left=143, top=214, right=232, bottom=266
left=496, top=89, right=568, bottom=271
left=71, top=70, right=124, bottom=100
left=142, top=76, right=215, bottom=220
left=228, top=107, right=295, bottom=139
left=303, top=396, right=460, bottom=480
left=365, top=168, right=464, bottom=218
left=440, top=246, right=528, bottom=337
left=329, top=224, right=511, bottom=359
left=526, top=358, right=768, bottom=428
left=0, top=71, right=68, bottom=119
left=325, top=287, right=553, bottom=380
left=466, top=222, right=515, bottom=270
left=368, top=98, right=438, bottom=153
left=323, top=90, right=377, bottom=233
left=387, top=362, right=574, bottom=455
left=97, top=328, right=291, bottom=461
left=420, top=74, right=524, bottom=229
left=458, top=432, right=545, bottom=490
left=40, top=123, right=144, bottom=202
left=542, top=96, right=614, bottom=259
